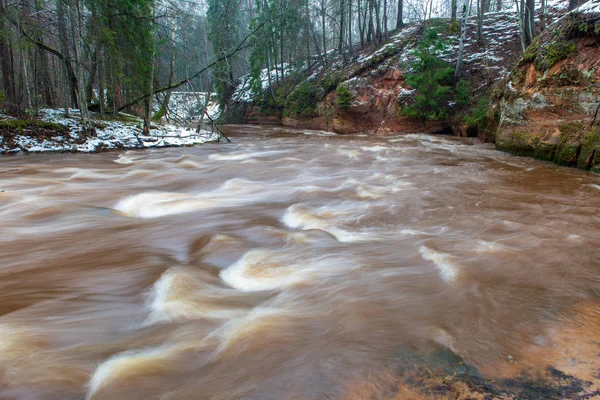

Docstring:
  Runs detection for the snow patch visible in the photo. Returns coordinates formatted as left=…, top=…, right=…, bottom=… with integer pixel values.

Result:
left=0, top=108, right=221, bottom=154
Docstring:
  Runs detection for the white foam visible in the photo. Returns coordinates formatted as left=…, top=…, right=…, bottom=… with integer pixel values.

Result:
left=475, top=240, right=507, bottom=253
left=146, top=268, right=246, bottom=323
left=567, top=234, right=584, bottom=242
left=581, top=184, right=600, bottom=191
left=281, top=203, right=376, bottom=243
left=114, top=179, right=268, bottom=218
left=419, top=246, right=458, bottom=284
left=208, top=150, right=290, bottom=161
left=303, top=130, right=337, bottom=136
left=220, top=249, right=309, bottom=292
left=356, top=185, right=385, bottom=199
left=113, top=153, right=137, bottom=164
left=336, top=149, right=361, bottom=159
left=87, top=348, right=170, bottom=399
left=400, top=229, right=425, bottom=236
left=361, top=145, right=388, bottom=152
left=114, top=192, right=211, bottom=218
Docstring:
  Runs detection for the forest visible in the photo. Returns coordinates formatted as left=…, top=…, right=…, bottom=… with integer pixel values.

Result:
left=0, top=0, right=585, bottom=132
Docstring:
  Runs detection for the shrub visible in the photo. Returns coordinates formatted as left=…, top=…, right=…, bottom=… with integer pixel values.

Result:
left=321, top=72, right=345, bottom=93
left=454, top=80, right=471, bottom=107
left=335, top=84, right=353, bottom=110
left=284, top=82, right=324, bottom=118
left=464, top=96, right=490, bottom=126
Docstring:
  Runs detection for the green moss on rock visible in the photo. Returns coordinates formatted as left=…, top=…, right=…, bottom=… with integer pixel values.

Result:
left=534, top=142, right=556, bottom=161
left=535, top=40, right=576, bottom=71
left=590, top=145, right=600, bottom=173
left=552, top=121, right=583, bottom=166
left=0, top=119, right=68, bottom=133
left=283, top=82, right=324, bottom=118
left=495, top=130, right=536, bottom=157
left=578, top=126, right=600, bottom=169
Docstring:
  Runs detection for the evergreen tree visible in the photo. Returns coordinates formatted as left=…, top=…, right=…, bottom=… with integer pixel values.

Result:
left=402, top=29, right=454, bottom=121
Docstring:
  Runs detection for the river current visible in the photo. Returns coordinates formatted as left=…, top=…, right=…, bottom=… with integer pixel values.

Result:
left=1, top=126, right=600, bottom=399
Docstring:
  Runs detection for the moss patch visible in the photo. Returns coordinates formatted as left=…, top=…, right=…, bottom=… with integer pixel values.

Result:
left=536, top=40, right=577, bottom=71
left=497, top=122, right=600, bottom=172
left=578, top=126, right=600, bottom=169
left=496, top=130, right=537, bottom=157
left=283, top=82, right=324, bottom=118
left=0, top=119, right=68, bottom=134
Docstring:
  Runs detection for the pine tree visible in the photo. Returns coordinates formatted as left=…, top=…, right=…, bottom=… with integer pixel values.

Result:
left=402, top=29, right=454, bottom=121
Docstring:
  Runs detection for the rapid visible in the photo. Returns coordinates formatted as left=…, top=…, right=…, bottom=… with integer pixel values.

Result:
left=1, top=126, right=600, bottom=399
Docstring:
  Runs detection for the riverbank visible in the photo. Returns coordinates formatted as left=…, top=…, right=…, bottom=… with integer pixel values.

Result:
left=0, top=108, right=221, bottom=154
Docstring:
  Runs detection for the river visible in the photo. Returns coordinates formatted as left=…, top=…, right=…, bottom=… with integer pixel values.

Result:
left=1, top=126, right=600, bottom=400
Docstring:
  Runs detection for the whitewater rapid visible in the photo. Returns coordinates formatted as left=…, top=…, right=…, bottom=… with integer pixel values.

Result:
left=1, top=126, right=600, bottom=399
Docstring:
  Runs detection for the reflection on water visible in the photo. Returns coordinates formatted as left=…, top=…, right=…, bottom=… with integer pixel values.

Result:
left=1, top=126, right=600, bottom=399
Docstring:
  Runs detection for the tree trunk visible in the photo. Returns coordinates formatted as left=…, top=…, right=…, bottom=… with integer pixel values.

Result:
left=396, top=0, right=403, bottom=29
left=375, top=0, right=381, bottom=43
left=306, top=0, right=311, bottom=68
left=279, top=0, right=285, bottom=81
left=540, top=0, right=546, bottom=31
left=358, top=0, right=364, bottom=45
left=383, top=0, right=387, bottom=39
left=523, top=0, right=535, bottom=46
left=86, top=49, right=97, bottom=107
left=568, top=0, right=578, bottom=11
left=321, top=0, right=327, bottom=55
left=477, top=0, right=484, bottom=43
left=99, top=47, right=105, bottom=116
left=144, top=12, right=157, bottom=136
left=339, top=0, right=346, bottom=50
left=367, top=0, right=374, bottom=43
left=71, top=0, right=88, bottom=127
left=451, top=0, right=457, bottom=22
left=348, top=0, right=353, bottom=50
left=0, top=0, right=15, bottom=106
left=56, top=0, right=78, bottom=107
left=454, top=4, right=468, bottom=82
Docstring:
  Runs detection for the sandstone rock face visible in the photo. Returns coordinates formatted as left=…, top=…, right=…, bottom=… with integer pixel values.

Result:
left=281, top=68, right=446, bottom=135
left=494, top=9, right=600, bottom=171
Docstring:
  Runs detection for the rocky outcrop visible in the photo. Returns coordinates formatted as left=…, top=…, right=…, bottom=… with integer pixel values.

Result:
left=283, top=69, right=445, bottom=134
left=493, top=3, right=600, bottom=171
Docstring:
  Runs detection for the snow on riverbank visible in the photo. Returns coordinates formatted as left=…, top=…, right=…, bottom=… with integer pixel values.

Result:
left=0, top=109, right=222, bottom=154
left=153, top=91, right=221, bottom=122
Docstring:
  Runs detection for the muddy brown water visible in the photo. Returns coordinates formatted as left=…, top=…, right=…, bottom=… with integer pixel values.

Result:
left=1, top=125, right=600, bottom=400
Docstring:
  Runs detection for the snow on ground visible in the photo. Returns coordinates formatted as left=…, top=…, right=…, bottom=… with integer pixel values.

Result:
left=233, top=64, right=293, bottom=103
left=0, top=108, right=221, bottom=154
left=577, top=0, right=600, bottom=14
left=342, top=0, right=570, bottom=89
left=153, top=91, right=220, bottom=122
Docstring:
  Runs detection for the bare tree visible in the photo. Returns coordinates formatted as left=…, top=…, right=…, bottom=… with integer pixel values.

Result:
left=396, top=0, right=403, bottom=28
